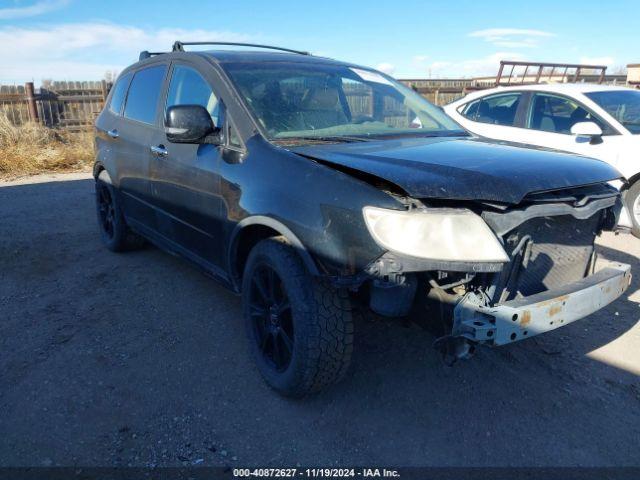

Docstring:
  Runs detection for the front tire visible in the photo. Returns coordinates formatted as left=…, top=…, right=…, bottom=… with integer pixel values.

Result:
left=242, top=237, right=354, bottom=397
left=95, top=171, right=145, bottom=252
left=625, top=180, right=640, bottom=238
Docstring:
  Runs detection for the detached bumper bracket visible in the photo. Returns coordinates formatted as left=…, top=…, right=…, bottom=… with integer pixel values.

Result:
left=453, top=261, right=632, bottom=346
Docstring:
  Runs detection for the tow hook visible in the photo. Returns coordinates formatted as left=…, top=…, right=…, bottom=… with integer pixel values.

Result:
left=433, top=335, right=475, bottom=366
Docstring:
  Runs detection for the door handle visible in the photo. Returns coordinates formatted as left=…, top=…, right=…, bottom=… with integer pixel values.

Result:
left=150, top=145, right=168, bottom=157
left=107, top=129, right=119, bottom=139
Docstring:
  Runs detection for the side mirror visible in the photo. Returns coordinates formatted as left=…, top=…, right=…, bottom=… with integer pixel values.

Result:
left=571, top=121, right=603, bottom=144
left=165, top=105, right=220, bottom=144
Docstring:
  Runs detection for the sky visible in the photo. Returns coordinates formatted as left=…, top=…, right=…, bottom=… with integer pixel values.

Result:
left=0, top=0, right=638, bottom=83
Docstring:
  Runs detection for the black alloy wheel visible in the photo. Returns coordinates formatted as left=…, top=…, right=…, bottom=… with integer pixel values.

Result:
left=96, top=181, right=116, bottom=241
left=248, top=263, right=294, bottom=372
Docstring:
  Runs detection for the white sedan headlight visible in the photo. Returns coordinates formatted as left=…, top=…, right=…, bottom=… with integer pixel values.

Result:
left=363, top=206, right=509, bottom=263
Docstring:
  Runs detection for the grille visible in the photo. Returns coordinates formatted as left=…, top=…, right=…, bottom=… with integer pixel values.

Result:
left=500, top=213, right=601, bottom=300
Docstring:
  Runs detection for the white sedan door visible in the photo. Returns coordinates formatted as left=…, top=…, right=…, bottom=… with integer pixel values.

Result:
left=451, top=92, right=531, bottom=143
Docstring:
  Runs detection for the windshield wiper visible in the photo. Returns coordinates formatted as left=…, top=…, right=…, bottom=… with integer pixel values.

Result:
left=363, top=130, right=470, bottom=140
left=421, top=130, right=470, bottom=137
left=274, top=135, right=371, bottom=144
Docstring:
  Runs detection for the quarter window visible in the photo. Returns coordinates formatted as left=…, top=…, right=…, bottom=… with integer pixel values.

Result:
left=527, top=93, right=610, bottom=134
left=462, top=93, right=521, bottom=127
left=123, top=65, right=167, bottom=124
left=108, top=72, right=132, bottom=115
left=166, top=66, right=222, bottom=127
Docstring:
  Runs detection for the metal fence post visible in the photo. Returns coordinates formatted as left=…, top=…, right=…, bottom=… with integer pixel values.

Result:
left=25, top=82, right=39, bottom=123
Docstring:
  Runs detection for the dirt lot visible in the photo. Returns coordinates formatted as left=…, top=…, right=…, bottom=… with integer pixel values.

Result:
left=1, top=172, right=639, bottom=468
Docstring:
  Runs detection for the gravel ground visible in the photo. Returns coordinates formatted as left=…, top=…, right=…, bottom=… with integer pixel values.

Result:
left=0, top=172, right=639, bottom=468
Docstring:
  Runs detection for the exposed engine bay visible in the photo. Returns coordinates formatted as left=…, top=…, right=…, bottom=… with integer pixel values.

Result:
left=360, top=183, right=631, bottom=362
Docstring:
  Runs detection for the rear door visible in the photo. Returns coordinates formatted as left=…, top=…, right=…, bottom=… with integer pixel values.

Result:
left=148, top=61, right=227, bottom=271
left=116, top=63, right=169, bottom=228
left=95, top=70, right=132, bottom=178
left=455, top=92, right=528, bottom=142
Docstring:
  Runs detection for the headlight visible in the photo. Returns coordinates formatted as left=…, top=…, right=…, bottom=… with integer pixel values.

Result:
left=363, top=206, right=509, bottom=263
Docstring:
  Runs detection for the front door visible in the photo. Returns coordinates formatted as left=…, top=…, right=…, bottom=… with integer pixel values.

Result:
left=515, top=92, right=626, bottom=165
left=149, top=63, right=227, bottom=271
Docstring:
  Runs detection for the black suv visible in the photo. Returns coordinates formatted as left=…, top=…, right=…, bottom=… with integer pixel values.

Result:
left=94, top=42, right=631, bottom=397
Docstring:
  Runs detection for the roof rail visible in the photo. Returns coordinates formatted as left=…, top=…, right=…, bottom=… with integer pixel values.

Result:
left=495, top=60, right=608, bottom=86
left=171, top=41, right=310, bottom=56
left=139, top=51, right=167, bottom=61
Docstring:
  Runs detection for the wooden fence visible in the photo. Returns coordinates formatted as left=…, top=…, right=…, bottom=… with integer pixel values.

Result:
left=400, top=78, right=501, bottom=105
left=3, top=74, right=632, bottom=131
left=0, top=78, right=471, bottom=132
left=0, top=81, right=111, bottom=131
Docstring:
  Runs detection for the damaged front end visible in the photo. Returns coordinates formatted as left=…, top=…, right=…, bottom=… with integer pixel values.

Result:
left=359, top=183, right=632, bottom=362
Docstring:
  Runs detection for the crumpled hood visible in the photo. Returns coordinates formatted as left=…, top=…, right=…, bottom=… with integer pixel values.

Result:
left=289, top=136, right=622, bottom=204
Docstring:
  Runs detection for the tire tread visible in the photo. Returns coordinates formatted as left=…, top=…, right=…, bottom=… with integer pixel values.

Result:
left=243, top=236, right=353, bottom=397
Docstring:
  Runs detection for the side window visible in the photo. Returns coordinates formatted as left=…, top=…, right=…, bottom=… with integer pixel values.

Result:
left=166, top=65, right=221, bottom=127
left=463, top=93, right=521, bottom=126
left=108, top=72, right=132, bottom=115
left=528, top=93, right=609, bottom=134
left=123, top=65, right=167, bottom=124
left=461, top=100, right=480, bottom=120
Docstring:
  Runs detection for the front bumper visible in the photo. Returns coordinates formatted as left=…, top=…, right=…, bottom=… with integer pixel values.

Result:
left=452, top=260, right=632, bottom=346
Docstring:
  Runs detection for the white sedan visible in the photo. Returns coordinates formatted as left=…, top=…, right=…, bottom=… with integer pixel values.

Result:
left=444, top=84, right=640, bottom=235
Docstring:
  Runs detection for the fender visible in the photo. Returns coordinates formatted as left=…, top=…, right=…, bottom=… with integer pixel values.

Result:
left=228, top=215, right=321, bottom=286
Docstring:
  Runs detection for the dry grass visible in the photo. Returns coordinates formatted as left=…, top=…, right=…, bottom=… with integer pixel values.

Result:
left=0, top=113, right=94, bottom=179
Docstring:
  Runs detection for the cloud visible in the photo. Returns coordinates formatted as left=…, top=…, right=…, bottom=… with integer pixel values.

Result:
left=376, top=62, right=395, bottom=75
left=0, top=0, right=70, bottom=20
left=0, top=23, right=254, bottom=82
left=425, top=52, right=527, bottom=77
left=413, top=55, right=428, bottom=63
left=468, top=28, right=555, bottom=48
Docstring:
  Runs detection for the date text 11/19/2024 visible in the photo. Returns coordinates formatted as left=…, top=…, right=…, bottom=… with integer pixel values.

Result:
left=233, top=468, right=401, bottom=478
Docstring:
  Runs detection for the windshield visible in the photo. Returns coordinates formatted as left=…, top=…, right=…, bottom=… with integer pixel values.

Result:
left=222, top=61, right=465, bottom=141
left=585, top=90, right=640, bottom=134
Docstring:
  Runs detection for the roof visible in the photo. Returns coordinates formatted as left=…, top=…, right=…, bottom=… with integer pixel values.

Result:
left=449, top=82, right=635, bottom=105
left=195, top=49, right=356, bottom=67
left=497, top=83, right=632, bottom=94
left=130, top=48, right=368, bottom=74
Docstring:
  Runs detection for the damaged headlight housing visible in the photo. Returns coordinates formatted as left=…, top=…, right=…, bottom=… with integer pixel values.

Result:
left=363, top=206, right=509, bottom=263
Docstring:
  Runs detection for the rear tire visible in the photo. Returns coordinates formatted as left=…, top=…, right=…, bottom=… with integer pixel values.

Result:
left=242, top=237, right=353, bottom=397
left=95, top=171, right=145, bottom=252
left=624, top=180, right=640, bottom=238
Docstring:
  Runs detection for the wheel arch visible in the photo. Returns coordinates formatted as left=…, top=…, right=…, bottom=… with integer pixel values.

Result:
left=93, top=162, right=116, bottom=186
left=228, top=216, right=320, bottom=292
left=93, top=161, right=106, bottom=178
left=623, top=172, right=640, bottom=191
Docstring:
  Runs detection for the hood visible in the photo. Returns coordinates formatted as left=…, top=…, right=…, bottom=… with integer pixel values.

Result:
left=289, top=136, right=621, bottom=204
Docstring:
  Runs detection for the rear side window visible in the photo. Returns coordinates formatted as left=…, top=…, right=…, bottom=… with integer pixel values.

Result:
left=124, top=65, right=167, bottom=124
left=108, top=72, right=132, bottom=115
left=165, top=65, right=222, bottom=126
left=462, top=93, right=521, bottom=127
